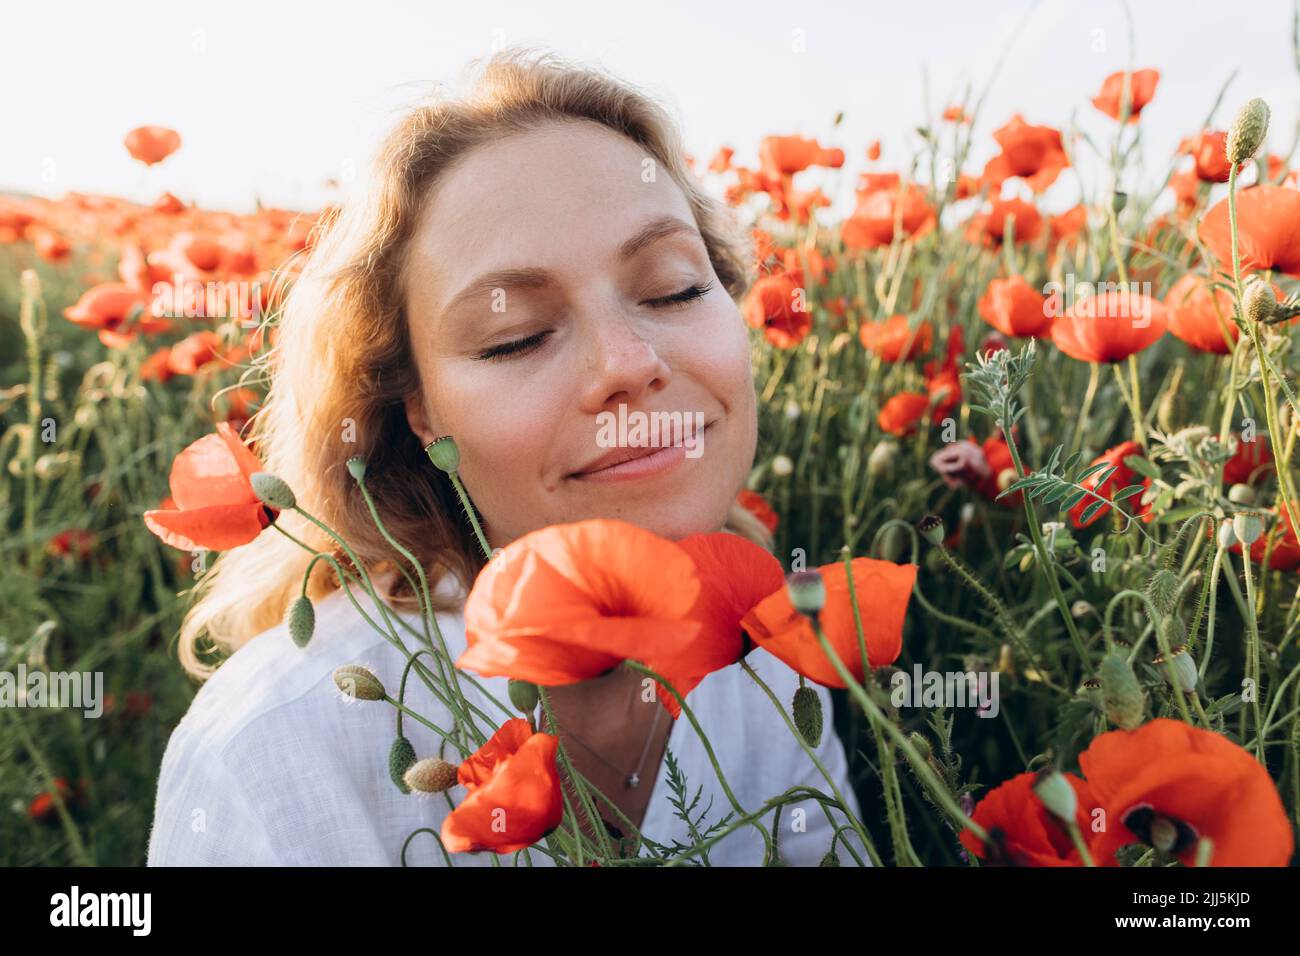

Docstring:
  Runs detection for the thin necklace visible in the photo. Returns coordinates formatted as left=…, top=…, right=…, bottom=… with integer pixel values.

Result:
left=545, top=705, right=665, bottom=789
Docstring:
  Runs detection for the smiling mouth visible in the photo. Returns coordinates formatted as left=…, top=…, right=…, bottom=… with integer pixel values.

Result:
left=567, top=421, right=715, bottom=481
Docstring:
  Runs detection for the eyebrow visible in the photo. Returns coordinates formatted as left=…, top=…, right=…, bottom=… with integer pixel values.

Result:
left=438, top=215, right=703, bottom=321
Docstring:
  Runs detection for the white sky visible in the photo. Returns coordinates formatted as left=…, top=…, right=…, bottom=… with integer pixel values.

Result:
left=2, top=0, right=1297, bottom=216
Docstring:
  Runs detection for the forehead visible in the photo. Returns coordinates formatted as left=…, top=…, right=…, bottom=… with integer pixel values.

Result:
left=406, top=120, right=699, bottom=303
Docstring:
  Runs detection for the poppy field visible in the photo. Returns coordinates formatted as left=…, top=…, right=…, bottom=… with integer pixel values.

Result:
left=3, top=53, right=1300, bottom=867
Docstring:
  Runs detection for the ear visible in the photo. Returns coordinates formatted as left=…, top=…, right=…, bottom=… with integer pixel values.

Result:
left=404, top=392, right=440, bottom=448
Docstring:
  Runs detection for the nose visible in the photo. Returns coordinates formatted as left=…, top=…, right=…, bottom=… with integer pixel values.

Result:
left=576, top=306, right=672, bottom=415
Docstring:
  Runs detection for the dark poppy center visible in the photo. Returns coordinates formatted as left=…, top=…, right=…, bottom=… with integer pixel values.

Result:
left=1122, top=804, right=1199, bottom=856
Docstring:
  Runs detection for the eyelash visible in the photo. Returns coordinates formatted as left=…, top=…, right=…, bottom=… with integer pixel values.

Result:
left=474, top=281, right=714, bottom=362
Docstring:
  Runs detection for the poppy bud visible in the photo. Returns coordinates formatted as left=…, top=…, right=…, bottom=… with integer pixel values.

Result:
left=917, top=514, right=945, bottom=546
left=867, top=441, right=898, bottom=478
left=792, top=685, right=823, bottom=747
left=1033, top=769, right=1078, bottom=823
left=404, top=757, right=459, bottom=793
left=1232, top=512, right=1264, bottom=546
left=1153, top=643, right=1199, bottom=694
left=909, top=731, right=932, bottom=760
left=286, top=595, right=315, bottom=648
left=784, top=399, right=801, bottom=421
left=508, top=678, right=539, bottom=714
left=786, top=571, right=826, bottom=616
left=819, top=849, right=841, bottom=867
left=250, top=471, right=296, bottom=510
left=1242, top=277, right=1277, bottom=326
left=389, top=735, right=417, bottom=793
left=1145, top=569, right=1179, bottom=616
left=1228, top=483, right=1255, bottom=505
left=1071, top=600, right=1094, bottom=618
left=1111, top=191, right=1128, bottom=213
left=333, top=664, right=385, bottom=701
left=425, top=436, right=460, bottom=473
left=1217, top=519, right=1237, bottom=549
left=346, top=456, right=367, bottom=481
left=771, top=454, right=794, bottom=477
left=1226, top=97, right=1270, bottom=164
left=1099, top=651, right=1147, bottom=730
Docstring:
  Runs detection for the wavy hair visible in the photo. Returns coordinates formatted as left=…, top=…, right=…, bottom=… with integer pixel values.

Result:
left=175, top=44, right=770, bottom=680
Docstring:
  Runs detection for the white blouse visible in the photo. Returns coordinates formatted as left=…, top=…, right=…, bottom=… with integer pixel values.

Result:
left=147, top=570, right=872, bottom=866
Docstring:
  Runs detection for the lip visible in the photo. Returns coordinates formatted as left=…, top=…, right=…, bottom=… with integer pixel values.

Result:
left=568, top=422, right=714, bottom=483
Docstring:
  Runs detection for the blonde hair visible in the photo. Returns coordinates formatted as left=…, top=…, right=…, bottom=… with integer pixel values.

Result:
left=176, top=44, right=770, bottom=680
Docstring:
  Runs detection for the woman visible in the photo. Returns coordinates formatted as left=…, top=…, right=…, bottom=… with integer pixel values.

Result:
left=147, top=45, right=869, bottom=866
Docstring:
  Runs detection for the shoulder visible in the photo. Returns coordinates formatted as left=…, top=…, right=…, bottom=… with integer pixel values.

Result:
left=148, top=571, right=473, bottom=865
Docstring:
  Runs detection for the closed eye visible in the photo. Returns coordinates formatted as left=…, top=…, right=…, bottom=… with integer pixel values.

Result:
left=475, top=330, right=551, bottom=362
left=646, top=281, right=714, bottom=309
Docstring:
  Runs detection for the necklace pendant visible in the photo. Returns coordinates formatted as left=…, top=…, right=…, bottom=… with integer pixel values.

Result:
left=626, top=772, right=640, bottom=788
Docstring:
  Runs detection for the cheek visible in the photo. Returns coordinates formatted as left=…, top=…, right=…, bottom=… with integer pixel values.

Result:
left=682, top=301, right=754, bottom=411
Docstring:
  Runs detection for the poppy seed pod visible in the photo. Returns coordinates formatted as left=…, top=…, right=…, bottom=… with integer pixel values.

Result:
left=404, top=757, right=459, bottom=794
left=1232, top=512, right=1264, bottom=546
left=1242, top=277, right=1277, bottom=326
left=1032, top=769, right=1078, bottom=823
left=771, top=454, right=794, bottom=477
left=1228, top=483, right=1256, bottom=505
left=1099, top=651, right=1147, bottom=730
left=1226, top=98, right=1270, bottom=164
left=1153, top=643, right=1199, bottom=694
left=1217, top=519, right=1237, bottom=549
left=1145, top=568, right=1179, bottom=616
left=917, top=514, right=945, bottom=546
left=286, top=595, right=315, bottom=648
left=508, top=678, right=540, bottom=714
left=346, top=456, right=367, bottom=481
left=388, top=735, right=417, bottom=793
left=786, top=571, right=826, bottom=616
left=333, top=664, right=385, bottom=701
left=250, top=471, right=296, bottom=511
left=425, top=436, right=460, bottom=473
left=792, top=685, right=823, bottom=748
left=867, top=440, right=898, bottom=478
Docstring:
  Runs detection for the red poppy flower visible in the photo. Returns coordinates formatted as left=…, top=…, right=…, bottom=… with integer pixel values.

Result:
left=878, top=392, right=931, bottom=437
left=124, top=126, right=182, bottom=166
left=1091, top=69, right=1160, bottom=123
left=143, top=422, right=276, bottom=551
left=1049, top=290, right=1168, bottom=363
left=441, top=718, right=564, bottom=854
left=736, top=488, right=779, bottom=534
left=978, top=275, right=1052, bottom=338
left=1168, top=168, right=1202, bottom=216
left=1222, top=433, right=1270, bottom=486
left=742, top=273, right=811, bottom=349
left=28, top=778, right=72, bottom=822
left=981, top=115, right=1070, bottom=194
left=1068, top=441, right=1153, bottom=530
left=860, top=314, right=933, bottom=361
left=1049, top=204, right=1088, bottom=244
left=1199, top=185, right=1300, bottom=277
left=959, top=771, right=1097, bottom=866
left=1163, top=272, right=1239, bottom=353
left=974, top=433, right=1023, bottom=507
left=758, top=135, right=845, bottom=178
left=459, top=519, right=707, bottom=716
left=669, top=532, right=787, bottom=703
left=970, top=197, right=1043, bottom=247
left=1078, top=719, right=1293, bottom=866
left=167, top=330, right=226, bottom=376
left=46, top=529, right=97, bottom=562
left=841, top=182, right=937, bottom=249
left=739, top=558, right=916, bottom=688
left=1178, top=130, right=1239, bottom=183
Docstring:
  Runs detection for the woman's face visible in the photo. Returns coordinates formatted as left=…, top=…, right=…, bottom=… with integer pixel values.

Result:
left=403, top=120, right=757, bottom=549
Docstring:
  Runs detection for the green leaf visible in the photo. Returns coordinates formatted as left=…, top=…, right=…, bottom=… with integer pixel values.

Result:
left=1078, top=498, right=1111, bottom=525
left=1076, top=461, right=1111, bottom=483
left=1063, top=488, right=1091, bottom=509
left=1111, top=483, right=1147, bottom=503
left=1122, top=455, right=1161, bottom=480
